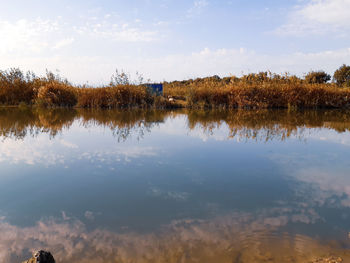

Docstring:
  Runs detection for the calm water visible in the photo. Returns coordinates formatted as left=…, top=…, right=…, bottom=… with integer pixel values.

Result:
left=0, top=108, right=350, bottom=262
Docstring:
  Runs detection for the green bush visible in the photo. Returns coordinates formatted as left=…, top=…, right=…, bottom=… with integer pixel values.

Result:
left=305, top=71, right=331, bottom=84
left=333, top=64, right=350, bottom=87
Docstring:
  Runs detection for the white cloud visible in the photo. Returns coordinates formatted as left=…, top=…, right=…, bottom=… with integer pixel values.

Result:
left=52, top=38, right=74, bottom=50
left=0, top=208, right=331, bottom=263
left=295, top=167, right=350, bottom=206
left=84, top=211, right=95, bottom=220
left=0, top=137, right=64, bottom=166
left=269, top=136, right=350, bottom=208
left=1, top=45, right=350, bottom=84
left=299, top=0, right=350, bottom=26
left=0, top=19, right=59, bottom=54
left=0, top=134, right=157, bottom=166
left=309, top=129, right=350, bottom=146
left=148, top=187, right=190, bottom=201
left=194, top=0, right=209, bottom=8
left=75, top=21, right=157, bottom=42
left=59, top=139, right=78, bottom=149
left=276, top=0, right=350, bottom=36
left=187, top=0, right=209, bottom=17
left=0, top=15, right=156, bottom=57
left=132, top=47, right=350, bottom=81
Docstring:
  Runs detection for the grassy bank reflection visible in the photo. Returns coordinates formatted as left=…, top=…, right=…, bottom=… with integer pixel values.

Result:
left=0, top=108, right=350, bottom=141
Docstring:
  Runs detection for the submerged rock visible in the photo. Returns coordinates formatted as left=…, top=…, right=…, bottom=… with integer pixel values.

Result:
left=311, top=256, right=343, bottom=263
left=22, top=250, right=55, bottom=263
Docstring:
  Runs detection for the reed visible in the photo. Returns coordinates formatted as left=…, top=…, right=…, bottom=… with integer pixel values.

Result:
left=178, top=76, right=350, bottom=109
left=77, top=85, right=182, bottom=109
left=0, top=68, right=349, bottom=109
left=76, top=85, right=151, bottom=108
left=36, top=82, right=77, bottom=107
left=0, top=68, right=37, bottom=105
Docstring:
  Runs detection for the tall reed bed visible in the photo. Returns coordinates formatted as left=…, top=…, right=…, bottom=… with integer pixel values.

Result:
left=0, top=68, right=177, bottom=108
left=0, top=68, right=76, bottom=107
left=0, top=69, right=37, bottom=105
left=187, top=82, right=350, bottom=109
left=0, top=68, right=350, bottom=109
left=165, top=73, right=350, bottom=109
left=77, top=85, right=180, bottom=109
left=76, top=85, right=151, bottom=108
left=36, top=82, right=77, bottom=107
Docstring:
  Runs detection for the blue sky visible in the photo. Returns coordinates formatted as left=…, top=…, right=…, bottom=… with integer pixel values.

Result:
left=0, top=0, right=349, bottom=84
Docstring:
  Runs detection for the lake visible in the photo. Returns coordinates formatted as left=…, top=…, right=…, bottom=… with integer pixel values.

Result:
left=0, top=108, right=349, bottom=262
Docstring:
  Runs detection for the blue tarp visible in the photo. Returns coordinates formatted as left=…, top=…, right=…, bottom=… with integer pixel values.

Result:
left=145, top=84, right=163, bottom=96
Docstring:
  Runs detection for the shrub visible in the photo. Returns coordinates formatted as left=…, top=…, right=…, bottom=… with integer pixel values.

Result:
left=185, top=80, right=350, bottom=109
left=0, top=68, right=36, bottom=105
left=333, top=64, right=350, bottom=87
left=76, top=85, right=153, bottom=108
left=305, top=71, right=331, bottom=84
left=36, top=82, right=77, bottom=107
left=0, top=67, right=349, bottom=110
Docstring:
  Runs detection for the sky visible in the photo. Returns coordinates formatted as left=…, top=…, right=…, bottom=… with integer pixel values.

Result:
left=0, top=0, right=350, bottom=84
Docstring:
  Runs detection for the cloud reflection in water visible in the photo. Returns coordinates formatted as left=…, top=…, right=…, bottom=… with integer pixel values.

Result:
left=1, top=208, right=349, bottom=263
left=0, top=109, right=349, bottom=262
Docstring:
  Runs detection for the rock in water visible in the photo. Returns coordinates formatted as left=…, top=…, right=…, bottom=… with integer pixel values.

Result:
left=22, top=250, right=55, bottom=263
left=311, top=256, right=343, bottom=263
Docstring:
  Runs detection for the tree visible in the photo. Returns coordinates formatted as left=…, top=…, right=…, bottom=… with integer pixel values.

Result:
left=304, top=71, right=331, bottom=84
left=333, top=64, right=350, bottom=87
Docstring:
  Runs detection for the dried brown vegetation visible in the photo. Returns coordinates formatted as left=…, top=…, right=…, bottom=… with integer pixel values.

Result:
left=36, top=82, right=77, bottom=107
left=165, top=72, right=350, bottom=109
left=333, top=64, right=350, bottom=87
left=304, top=71, right=331, bottom=84
left=0, top=69, right=37, bottom=105
left=0, top=68, right=350, bottom=109
left=76, top=85, right=151, bottom=108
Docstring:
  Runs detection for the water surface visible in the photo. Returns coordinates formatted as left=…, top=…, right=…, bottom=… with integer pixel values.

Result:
left=0, top=108, right=349, bottom=262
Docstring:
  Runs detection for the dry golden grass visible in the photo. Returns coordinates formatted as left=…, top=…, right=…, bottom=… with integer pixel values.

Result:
left=77, top=85, right=151, bottom=108
left=0, top=69, right=350, bottom=109
left=0, top=69, right=37, bottom=105
left=36, top=82, right=77, bottom=107
left=167, top=74, right=350, bottom=109
left=76, top=84, right=183, bottom=109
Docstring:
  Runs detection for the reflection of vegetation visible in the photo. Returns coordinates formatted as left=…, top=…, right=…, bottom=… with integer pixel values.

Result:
left=0, top=108, right=173, bottom=141
left=77, top=109, right=172, bottom=141
left=0, top=108, right=77, bottom=139
left=0, top=108, right=350, bottom=141
left=187, top=109, right=350, bottom=141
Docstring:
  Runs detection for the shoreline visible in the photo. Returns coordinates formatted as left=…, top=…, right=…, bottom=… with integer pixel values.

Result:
left=1, top=69, right=350, bottom=110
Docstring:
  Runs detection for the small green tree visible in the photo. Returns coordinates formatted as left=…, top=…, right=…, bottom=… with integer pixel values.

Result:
left=333, top=64, right=350, bottom=87
left=305, top=71, right=331, bottom=84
